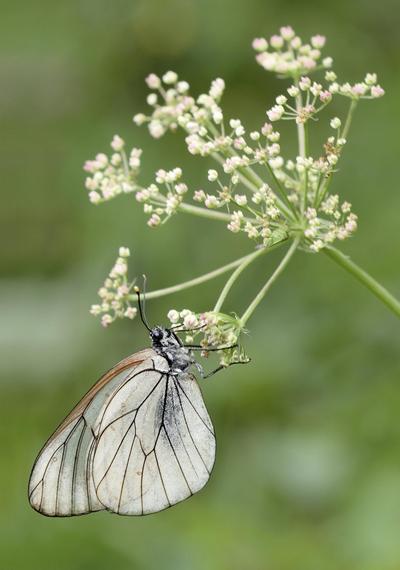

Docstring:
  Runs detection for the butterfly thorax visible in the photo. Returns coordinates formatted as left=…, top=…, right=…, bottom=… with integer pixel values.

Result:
left=150, top=326, right=193, bottom=376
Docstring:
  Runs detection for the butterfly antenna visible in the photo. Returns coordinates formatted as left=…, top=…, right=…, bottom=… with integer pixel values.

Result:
left=142, top=274, right=151, bottom=327
left=134, top=285, right=152, bottom=332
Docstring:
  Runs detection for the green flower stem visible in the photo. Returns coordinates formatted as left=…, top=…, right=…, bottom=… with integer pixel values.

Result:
left=213, top=239, right=287, bottom=313
left=265, top=162, right=299, bottom=218
left=315, top=99, right=358, bottom=209
left=240, top=237, right=300, bottom=326
left=324, top=246, right=400, bottom=318
left=342, top=99, right=358, bottom=139
left=127, top=250, right=273, bottom=302
left=178, top=201, right=231, bottom=221
left=294, top=89, right=308, bottom=213
left=295, top=92, right=306, bottom=157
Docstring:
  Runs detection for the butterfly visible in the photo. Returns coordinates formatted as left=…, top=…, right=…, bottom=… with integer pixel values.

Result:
left=28, top=292, right=219, bottom=517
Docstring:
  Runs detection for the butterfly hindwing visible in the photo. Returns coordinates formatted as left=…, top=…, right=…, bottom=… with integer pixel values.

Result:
left=92, top=356, right=216, bottom=515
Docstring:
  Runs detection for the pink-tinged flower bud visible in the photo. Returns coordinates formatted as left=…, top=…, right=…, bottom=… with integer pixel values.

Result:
left=311, top=35, right=326, bottom=48
left=146, top=73, right=161, bottom=89
left=371, top=85, right=385, bottom=97
left=252, top=37, right=268, bottom=51
left=270, top=35, right=284, bottom=49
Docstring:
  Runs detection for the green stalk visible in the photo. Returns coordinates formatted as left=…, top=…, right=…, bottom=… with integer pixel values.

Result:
left=213, top=239, right=287, bottom=312
left=240, top=238, right=300, bottom=326
left=128, top=250, right=272, bottom=301
left=324, top=246, right=400, bottom=318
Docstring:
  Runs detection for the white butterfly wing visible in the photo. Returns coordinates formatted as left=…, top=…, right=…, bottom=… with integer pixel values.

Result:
left=92, top=354, right=216, bottom=515
left=28, top=349, right=154, bottom=516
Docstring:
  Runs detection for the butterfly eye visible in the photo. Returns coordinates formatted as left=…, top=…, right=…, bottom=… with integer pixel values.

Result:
left=151, top=328, right=163, bottom=341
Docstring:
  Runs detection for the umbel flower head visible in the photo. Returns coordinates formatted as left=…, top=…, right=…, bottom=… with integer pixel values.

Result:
left=84, top=26, right=395, bottom=365
left=84, top=26, right=383, bottom=255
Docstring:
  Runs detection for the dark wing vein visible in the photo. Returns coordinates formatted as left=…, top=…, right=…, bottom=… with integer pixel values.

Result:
left=96, top=367, right=160, bottom=438
left=169, top=382, right=198, bottom=477
left=174, top=381, right=211, bottom=474
left=118, top=435, right=137, bottom=513
left=176, top=379, right=214, bottom=434
left=36, top=417, right=83, bottom=512
left=71, top=418, right=87, bottom=514
left=153, top=449, right=170, bottom=506
left=95, top=415, right=136, bottom=492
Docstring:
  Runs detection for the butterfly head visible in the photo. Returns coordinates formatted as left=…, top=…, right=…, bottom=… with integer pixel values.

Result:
left=150, top=326, right=194, bottom=375
left=150, top=325, right=181, bottom=351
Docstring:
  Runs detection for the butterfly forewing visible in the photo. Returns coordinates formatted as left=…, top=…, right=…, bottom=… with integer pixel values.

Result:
left=29, top=349, right=216, bottom=517
left=28, top=349, right=154, bottom=516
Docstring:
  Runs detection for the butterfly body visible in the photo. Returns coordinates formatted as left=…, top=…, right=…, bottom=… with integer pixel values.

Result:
left=28, top=328, right=216, bottom=517
left=149, top=325, right=194, bottom=375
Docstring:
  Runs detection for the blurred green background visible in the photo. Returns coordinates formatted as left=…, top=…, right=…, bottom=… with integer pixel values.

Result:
left=2, top=0, right=400, bottom=568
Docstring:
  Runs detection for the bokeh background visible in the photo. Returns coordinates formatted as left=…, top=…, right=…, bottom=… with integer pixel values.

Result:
left=2, top=0, right=400, bottom=568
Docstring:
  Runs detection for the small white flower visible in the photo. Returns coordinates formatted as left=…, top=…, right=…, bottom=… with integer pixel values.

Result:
left=124, top=307, right=137, bottom=319
left=234, top=194, right=247, bottom=206
left=322, top=57, right=333, bottom=68
left=208, top=169, right=218, bottom=182
left=205, top=195, right=220, bottom=208
left=147, top=93, right=158, bottom=106
left=111, top=153, right=122, bottom=166
left=90, top=304, right=102, bottom=316
left=290, top=36, right=302, bottom=49
left=252, top=37, right=268, bottom=51
left=167, top=309, right=180, bottom=324
left=146, top=73, right=161, bottom=89
left=299, top=76, right=311, bottom=91
left=270, top=35, right=284, bottom=49
left=311, top=35, right=326, bottom=48
left=148, top=213, right=161, bottom=227
left=209, top=78, right=225, bottom=99
left=119, top=247, right=130, bottom=257
left=371, top=85, right=385, bottom=97
left=287, top=85, right=299, bottom=97
left=325, top=71, right=337, bottom=82
left=183, top=313, right=198, bottom=329
left=162, top=70, right=178, bottom=84
left=365, top=73, right=377, bottom=85
left=330, top=117, right=341, bottom=129
left=177, top=81, right=190, bottom=93
left=149, top=120, right=166, bottom=139
left=111, top=135, right=124, bottom=151
left=101, top=314, right=113, bottom=327
left=276, top=95, right=287, bottom=105
left=133, top=113, right=147, bottom=126
left=267, top=104, right=284, bottom=121
left=89, top=191, right=101, bottom=204
left=280, top=26, right=295, bottom=40
left=194, top=189, right=206, bottom=202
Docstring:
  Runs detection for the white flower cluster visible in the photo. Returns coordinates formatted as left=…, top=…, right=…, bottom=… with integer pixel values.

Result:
left=167, top=309, right=246, bottom=366
left=133, top=72, right=225, bottom=141
left=326, top=71, right=385, bottom=100
left=136, top=167, right=189, bottom=227
left=253, top=26, right=331, bottom=76
left=90, top=248, right=137, bottom=327
left=304, top=201, right=358, bottom=253
left=84, top=136, right=142, bottom=204
left=225, top=184, right=285, bottom=246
